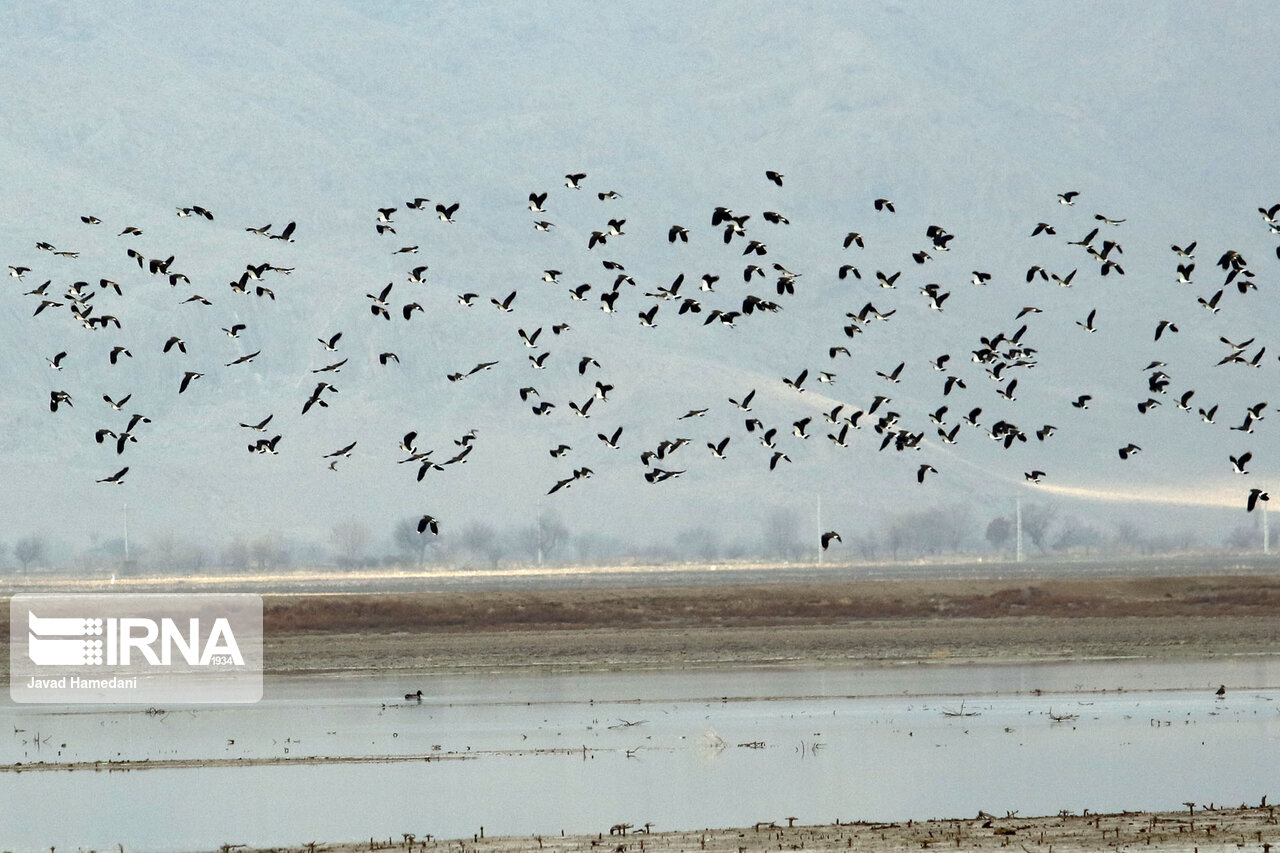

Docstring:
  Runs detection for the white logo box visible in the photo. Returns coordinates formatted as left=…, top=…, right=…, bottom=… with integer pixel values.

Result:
left=10, top=593, right=262, bottom=704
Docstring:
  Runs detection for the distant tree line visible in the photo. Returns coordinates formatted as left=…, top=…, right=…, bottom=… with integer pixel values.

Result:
left=0, top=501, right=1274, bottom=576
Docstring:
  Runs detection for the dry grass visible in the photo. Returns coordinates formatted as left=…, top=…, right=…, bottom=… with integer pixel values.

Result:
left=256, top=575, right=1280, bottom=636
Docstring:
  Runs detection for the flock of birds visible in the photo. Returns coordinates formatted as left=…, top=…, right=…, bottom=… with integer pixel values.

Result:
left=10, top=175, right=1280, bottom=552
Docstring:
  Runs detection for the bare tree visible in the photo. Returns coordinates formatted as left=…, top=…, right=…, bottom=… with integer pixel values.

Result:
left=675, top=526, right=720, bottom=562
left=516, top=511, right=570, bottom=564
left=1052, top=516, right=1103, bottom=553
left=331, top=519, right=370, bottom=567
left=222, top=538, right=250, bottom=571
left=14, top=535, right=46, bottom=572
left=1225, top=521, right=1260, bottom=551
left=1020, top=503, right=1057, bottom=552
left=150, top=529, right=180, bottom=571
left=249, top=535, right=289, bottom=570
left=459, top=521, right=505, bottom=569
left=850, top=533, right=879, bottom=561
left=393, top=517, right=440, bottom=566
left=985, top=516, right=1012, bottom=551
left=1112, top=519, right=1147, bottom=554
left=885, top=516, right=911, bottom=561
left=763, top=507, right=802, bottom=560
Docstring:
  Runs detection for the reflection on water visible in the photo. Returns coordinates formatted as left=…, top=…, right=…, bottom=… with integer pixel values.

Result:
left=2, top=658, right=1278, bottom=852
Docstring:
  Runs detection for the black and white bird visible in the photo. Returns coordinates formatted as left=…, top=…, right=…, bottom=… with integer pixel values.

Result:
left=96, top=467, right=129, bottom=484
left=1247, top=489, right=1270, bottom=512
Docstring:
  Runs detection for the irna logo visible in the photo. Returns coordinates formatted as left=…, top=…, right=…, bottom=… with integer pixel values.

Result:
left=27, top=612, right=245, bottom=667
left=11, top=593, right=263, bottom=704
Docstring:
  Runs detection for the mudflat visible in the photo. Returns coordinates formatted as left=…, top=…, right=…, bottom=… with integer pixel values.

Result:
left=193, top=804, right=1280, bottom=853
left=3, top=574, right=1277, bottom=680
left=254, top=574, right=1280, bottom=674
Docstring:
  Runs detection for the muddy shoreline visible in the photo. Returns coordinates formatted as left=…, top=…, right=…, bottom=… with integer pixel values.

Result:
left=255, top=575, right=1280, bottom=675
left=185, top=805, right=1280, bottom=853
left=5, top=575, right=1279, bottom=680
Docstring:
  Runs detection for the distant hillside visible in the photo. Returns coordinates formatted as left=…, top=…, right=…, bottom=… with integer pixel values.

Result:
left=1, top=1, right=1278, bottom=562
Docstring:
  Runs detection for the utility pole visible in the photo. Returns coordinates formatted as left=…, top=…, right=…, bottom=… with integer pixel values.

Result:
left=123, top=502, right=130, bottom=562
left=1264, top=503, right=1271, bottom=556
left=1015, top=498, right=1023, bottom=563
left=536, top=498, right=544, bottom=567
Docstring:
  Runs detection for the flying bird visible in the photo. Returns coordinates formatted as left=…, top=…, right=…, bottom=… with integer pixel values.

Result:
left=179, top=371, right=204, bottom=394
left=96, top=467, right=129, bottom=484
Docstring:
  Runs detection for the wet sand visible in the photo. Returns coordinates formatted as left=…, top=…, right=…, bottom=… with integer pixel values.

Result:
left=192, top=804, right=1280, bottom=853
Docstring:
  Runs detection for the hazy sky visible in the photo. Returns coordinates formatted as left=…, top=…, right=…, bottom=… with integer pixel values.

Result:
left=3, top=2, right=1279, bottom=559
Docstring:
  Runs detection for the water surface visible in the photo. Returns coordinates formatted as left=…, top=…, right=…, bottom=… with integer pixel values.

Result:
left=2, top=658, right=1277, bottom=852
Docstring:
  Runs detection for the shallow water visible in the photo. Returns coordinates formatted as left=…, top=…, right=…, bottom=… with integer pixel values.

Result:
left=2, top=658, right=1278, bottom=852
